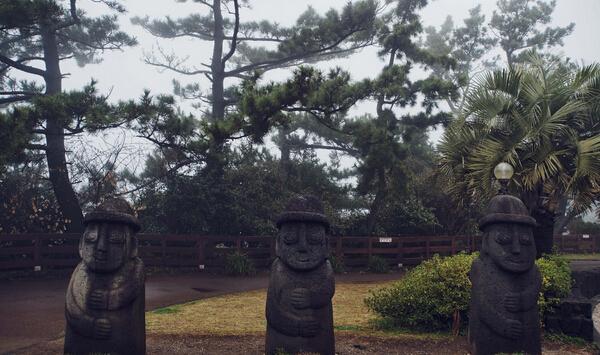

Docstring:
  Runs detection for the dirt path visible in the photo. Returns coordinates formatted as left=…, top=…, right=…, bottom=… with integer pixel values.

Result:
left=12, top=333, right=596, bottom=355
left=0, top=271, right=403, bottom=354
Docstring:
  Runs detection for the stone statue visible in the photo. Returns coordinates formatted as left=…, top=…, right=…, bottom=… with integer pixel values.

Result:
left=468, top=193, right=542, bottom=355
left=265, top=195, right=335, bottom=355
left=64, top=198, right=145, bottom=355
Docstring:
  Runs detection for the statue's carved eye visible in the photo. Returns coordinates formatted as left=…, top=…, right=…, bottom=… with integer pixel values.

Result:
left=519, top=234, right=532, bottom=245
left=109, top=233, right=125, bottom=244
left=307, top=226, right=324, bottom=245
left=494, top=233, right=512, bottom=245
left=282, top=231, right=298, bottom=245
left=84, top=225, right=98, bottom=243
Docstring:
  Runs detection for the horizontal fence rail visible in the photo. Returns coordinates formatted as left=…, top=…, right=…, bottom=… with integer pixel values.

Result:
left=0, top=233, right=597, bottom=271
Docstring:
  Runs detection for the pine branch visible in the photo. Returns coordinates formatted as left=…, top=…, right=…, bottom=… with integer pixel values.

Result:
left=26, top=144, right=48, bottom=151
left=221, top=0, right=240, bottom=66
left=0, top=54, right=46, bottom=77
left=0, top=95, right=33, bottom=104
left=226, top=40, right=372, bottom=77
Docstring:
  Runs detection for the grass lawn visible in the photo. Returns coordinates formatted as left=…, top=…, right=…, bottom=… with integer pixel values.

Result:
left=146, top=280, right=446, bottom=340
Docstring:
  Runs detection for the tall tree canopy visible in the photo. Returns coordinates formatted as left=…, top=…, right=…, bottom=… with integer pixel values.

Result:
left=0, top=0, right=136, bottom=231
left=240, top=0, right=456, bottom=235
left=132, top=0, right=380, bottom=174
left=422, top=0, right=574, bottom=114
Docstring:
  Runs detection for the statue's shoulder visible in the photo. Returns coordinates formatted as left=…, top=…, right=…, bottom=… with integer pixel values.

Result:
left=469, top=258, right=483, bottom=277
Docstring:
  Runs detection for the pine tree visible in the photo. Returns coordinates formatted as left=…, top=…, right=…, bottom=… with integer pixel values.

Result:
left=0, top=0, right=136, bottom=231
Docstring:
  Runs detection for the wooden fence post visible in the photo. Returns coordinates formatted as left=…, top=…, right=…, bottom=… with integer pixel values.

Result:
left=367, top=237, right=373, bottom=260
left=197, top=237, right=205, bottom=269
left=33, top=236, right=41, bottom=271
left=236, top=237, right=242, bottom=253
left=425, top=238, right=431, bottom=259
left=335, top=236, right=343, bottom=261
left=161, top=236, right=167, bottom=267
left=451, top=235, right=456, bottom=255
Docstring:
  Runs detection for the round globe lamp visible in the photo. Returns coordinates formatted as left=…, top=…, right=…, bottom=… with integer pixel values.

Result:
left=494, top=162, right=514, bottom=194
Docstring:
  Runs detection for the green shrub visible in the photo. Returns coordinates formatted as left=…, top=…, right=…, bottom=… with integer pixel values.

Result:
left=329, top=255, right=345, bottom=274
left=224, top=251, right=256, bottom=276
left=364, top=253, right=571, bottom=332
left=365, top=253, right=476, bottom=331
left=368, top=255, right=390, bottom=273
left=536, top=254, right=572, bottom=317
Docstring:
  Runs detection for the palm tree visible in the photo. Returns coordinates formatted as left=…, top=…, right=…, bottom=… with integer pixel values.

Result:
left=438, top=52, right=600, bottom=256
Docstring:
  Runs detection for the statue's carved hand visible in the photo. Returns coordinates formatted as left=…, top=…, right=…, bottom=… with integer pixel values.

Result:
left=291, top=288, right=311, bottom=309
left=299, top=318, right=320, bottom=337
left=505, top=319, right=523, bottom=339
left=504, top=293, right=520, bottom=312
left=93, top=318, right=112, bottom=340
left=88, top=289, right=109, bottom=310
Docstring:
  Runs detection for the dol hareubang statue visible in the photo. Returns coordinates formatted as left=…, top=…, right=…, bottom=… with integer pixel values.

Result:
left=265, top=195, right=335, bottom=355
left=64, top=198, right=145, bottom=355
left=468, top=193, right=542, bottom=355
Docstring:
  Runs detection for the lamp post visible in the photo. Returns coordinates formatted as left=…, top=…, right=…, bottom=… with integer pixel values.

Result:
left=494, top=162, right=514, bottom=194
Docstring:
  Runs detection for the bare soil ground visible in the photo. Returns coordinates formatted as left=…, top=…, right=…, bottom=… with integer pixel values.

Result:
left=14, top=333, right=597, bottom=355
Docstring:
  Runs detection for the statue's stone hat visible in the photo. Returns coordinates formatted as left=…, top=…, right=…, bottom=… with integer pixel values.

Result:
left=479, top=194, right=537, bottom=231
left=276, top=195, right=330, bottom=231
left=84, top=197, right=141, bottom=232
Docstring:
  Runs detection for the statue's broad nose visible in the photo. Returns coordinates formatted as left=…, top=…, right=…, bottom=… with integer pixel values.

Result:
left=511, top=236, right=521, bottom=255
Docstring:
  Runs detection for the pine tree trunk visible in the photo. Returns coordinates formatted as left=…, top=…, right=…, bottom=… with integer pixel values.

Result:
left=41, top=24, right=84, bottom=232
left=366, top=168, right=386, bottom=235
left=278, top=127, right=292, bottom=182
left=204, top=0, right=227, bottom=178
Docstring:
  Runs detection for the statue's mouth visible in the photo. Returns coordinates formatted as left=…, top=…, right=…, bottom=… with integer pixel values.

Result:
left=94, top=253, right=107, bottom=262
left=505, top=257, right=527, bottom=265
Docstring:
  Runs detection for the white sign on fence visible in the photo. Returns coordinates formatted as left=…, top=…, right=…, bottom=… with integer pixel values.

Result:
left=583, top=234, right=590, bottom=239
left=379, top=237, right=392, bottom=243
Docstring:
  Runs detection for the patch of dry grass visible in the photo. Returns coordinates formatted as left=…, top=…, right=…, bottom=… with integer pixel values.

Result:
left=146, top=281, right=396, bottom=336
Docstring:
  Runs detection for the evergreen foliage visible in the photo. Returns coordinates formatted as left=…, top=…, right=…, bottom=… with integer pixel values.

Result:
left=0, top=0, right=136, bottom=231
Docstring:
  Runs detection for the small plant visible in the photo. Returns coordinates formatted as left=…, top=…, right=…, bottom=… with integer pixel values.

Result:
left=536, top=254, right=572, bottom=318
left=367, top=255, right=390, bottom=273
left=329, top=255, right=345, bottom=274
left=365, top=253, right=475, bottom=332
left=224, top=251, right=256, bottom=276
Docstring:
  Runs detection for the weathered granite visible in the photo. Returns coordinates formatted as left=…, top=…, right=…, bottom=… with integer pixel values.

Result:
left=468, top=193, right=542, bottom=355
left=64, top=198, right=145, bottom=355
left=265, top=195, right=335, bottom=355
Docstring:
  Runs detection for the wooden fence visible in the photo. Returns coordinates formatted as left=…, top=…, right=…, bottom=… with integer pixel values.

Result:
left=0, top=233, right=596, bottom=271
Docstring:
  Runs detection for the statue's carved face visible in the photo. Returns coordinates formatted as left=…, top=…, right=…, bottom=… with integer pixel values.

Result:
left=278, top=221, right=327, bottom=271
left=483, top=223, right=535, bottom=273
left=80, top=222, right=133, bottom=272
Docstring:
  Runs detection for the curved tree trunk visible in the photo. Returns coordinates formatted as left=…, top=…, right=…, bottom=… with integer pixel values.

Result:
left=366, top=167, right=386, bottom=235
left=531, top=208, right=555, bottom=258
left=521, top=188, right=554, bottom=258
left=41, top=24, right=83, bottom=232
